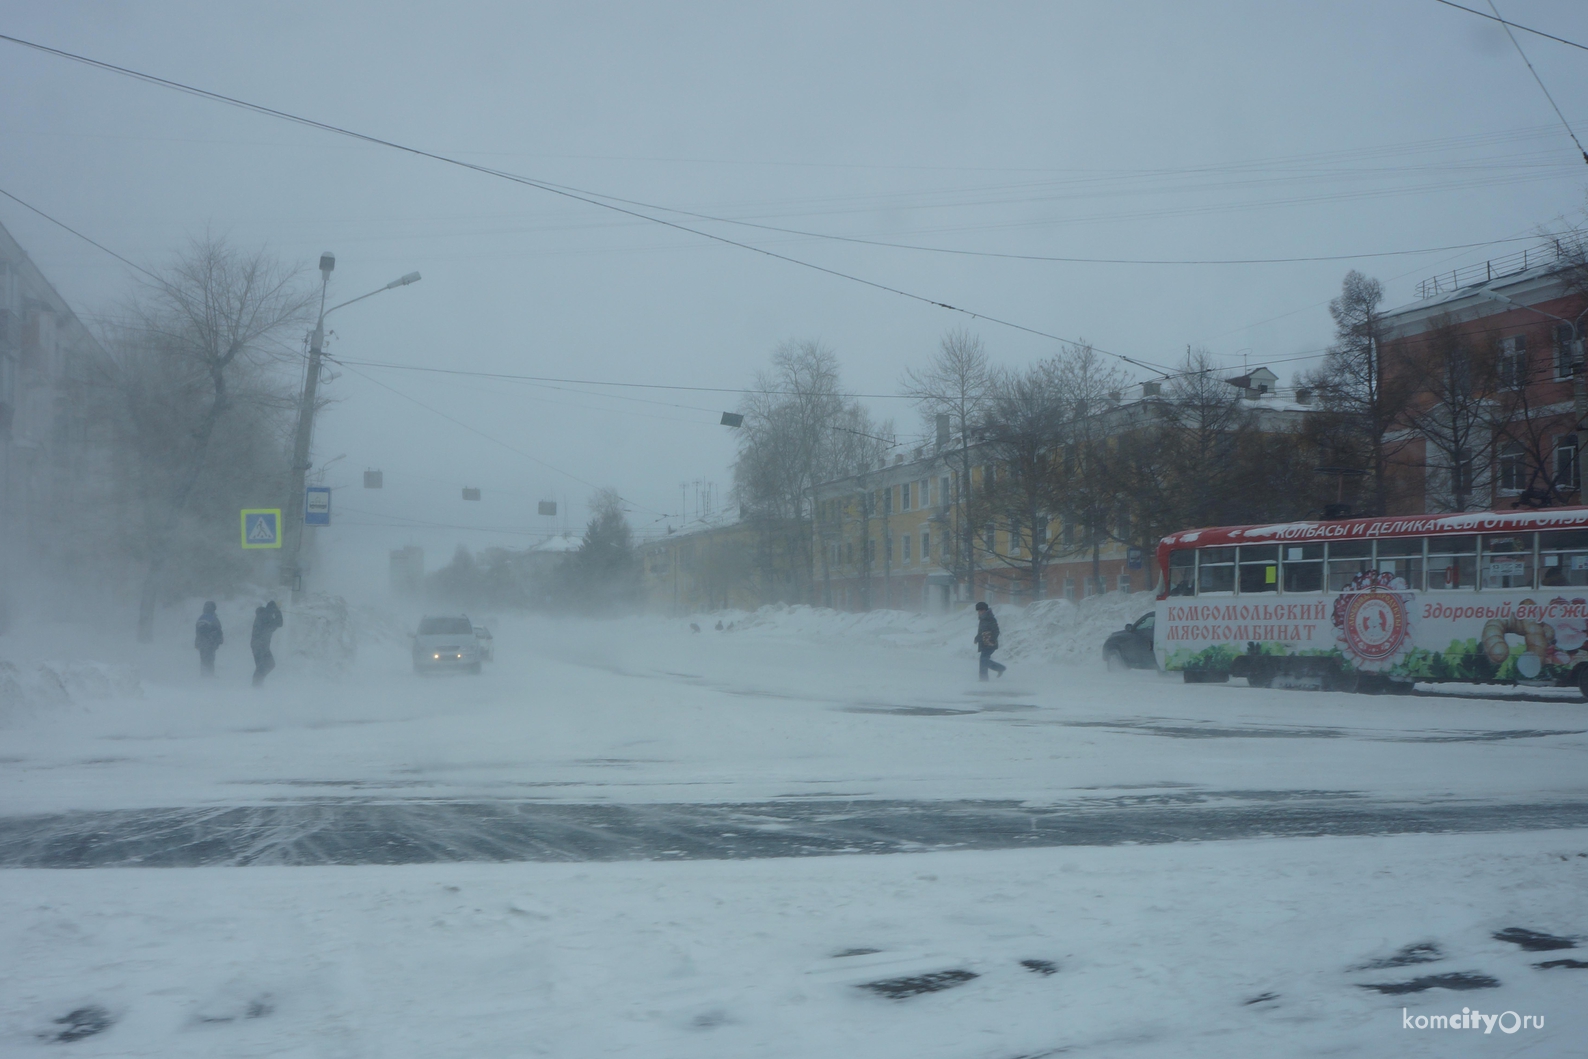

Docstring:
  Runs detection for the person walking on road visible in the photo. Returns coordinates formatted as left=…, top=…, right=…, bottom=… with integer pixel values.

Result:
left=194, top=601, right=224, bottom=676
left=974, top=601, right=1006, bottom=681
left=250, top=600, right=283, bottom=687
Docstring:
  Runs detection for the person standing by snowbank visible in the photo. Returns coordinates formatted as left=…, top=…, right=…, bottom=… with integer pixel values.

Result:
left=974, top=601, right=1006, bottom=681
left=194, top=602, right=223, bottom=676
left=250, top=601, right=283, bottom=687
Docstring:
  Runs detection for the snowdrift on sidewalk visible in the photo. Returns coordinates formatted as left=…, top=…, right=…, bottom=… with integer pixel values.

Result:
left=688, top=591, right=1156, bottom=667
left=0, top=659, right=143, bottom=725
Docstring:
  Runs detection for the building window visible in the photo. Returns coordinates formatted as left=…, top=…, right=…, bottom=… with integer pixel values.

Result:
left=940, top=476, right=950, bottom=507
left=921, top=529, right=930, bottom=562
left=1555, top=323, right=1579, bottom=380
left=1498, top=443, right=1527, bottom=495
left=1009, top=520, right=1022, bottom=557
left=901, top=482, right=911, bottom=511
left=885, top=536, right=893, bottom=563
left=985, top=523, right=997, bottom=554
left=1498, top=335, right=1528, bottom=389
left=1556, top=435, right=1580, bottom=492
left=901, top=534, right=911, bottom=562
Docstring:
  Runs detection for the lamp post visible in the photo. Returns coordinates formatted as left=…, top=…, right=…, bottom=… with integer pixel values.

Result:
left=1476, top=288, right=1588, bottom=497
left=281, top=254, right=420, bottom=601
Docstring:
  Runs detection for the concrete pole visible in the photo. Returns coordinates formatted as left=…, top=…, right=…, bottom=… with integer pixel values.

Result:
left=281, top=257, right=333, bottom=603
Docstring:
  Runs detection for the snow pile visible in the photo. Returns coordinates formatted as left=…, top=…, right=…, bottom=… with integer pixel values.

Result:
left=282, top=595, right=358, bottom=674
left=281, top=594, right=412, bottom=673
left=0, top=658, right=142, bottom=725
left=687, top=591, right=1156, bottom=666
left=1002, top=593, right=1149, bottom=666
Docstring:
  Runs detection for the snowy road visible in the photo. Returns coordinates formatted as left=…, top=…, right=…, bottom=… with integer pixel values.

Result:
left=3, top=603, right=1587, bottom=1056
left=7, top=794, right=1588, bottom=867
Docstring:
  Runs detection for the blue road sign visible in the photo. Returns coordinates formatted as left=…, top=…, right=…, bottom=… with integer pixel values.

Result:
left=305, top=486, right=331, bottom=526
left=241, top=509, right=281, bottom=549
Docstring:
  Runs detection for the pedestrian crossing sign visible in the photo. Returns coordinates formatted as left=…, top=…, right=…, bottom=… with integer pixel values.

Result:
left=241, top=509, right=282, bottom=549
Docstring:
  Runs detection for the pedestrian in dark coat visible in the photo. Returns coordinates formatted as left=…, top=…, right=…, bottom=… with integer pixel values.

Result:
left=251, top=600, right=283, bottom=687
left=974, top=601, right=1006, bottom=681
left=194, top=601, right=224, bottom=676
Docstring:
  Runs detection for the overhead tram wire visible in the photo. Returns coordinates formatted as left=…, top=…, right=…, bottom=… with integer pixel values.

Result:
left=1483, top=0, right=1588, bottom=166
left=12, top=35, right=1566, bottom=388
left=1429, top=0, right=1588, bottom=53
left=336, top=362, right=668, bottom=517
left=0, top=32, right=1177, bottom=378
left=519, top=179, right=1559, bottom=266
left=0, top=187, right=159, bottom=280
left=339, top=357, right=943, bottom=402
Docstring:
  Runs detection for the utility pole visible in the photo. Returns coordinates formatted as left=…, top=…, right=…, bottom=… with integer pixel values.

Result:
left=281, top=252, right=335, bottom=601
left=281, top=253, right=420, bottom=601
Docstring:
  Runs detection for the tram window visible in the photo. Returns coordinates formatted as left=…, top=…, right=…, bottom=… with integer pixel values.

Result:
left=1281, top=542, right=1324, bottom=592
left=1197, top=546, right=1235, bottom=594
left=1539, top=529, right=1588, bottom=587
left=1376, top=537, right=1424, bottom=591
left=1427, top=535, right=1477, bottom=590
left=1167, top=549, right=1196, bottom=596
left=1327, top=541, right=1373, bottom=591
left=1238, top=544, right=1278, bottom=594
left=1482, top=534, right=1536, bottom=590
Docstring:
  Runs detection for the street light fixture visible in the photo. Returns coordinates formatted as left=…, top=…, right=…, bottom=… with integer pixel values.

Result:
left=281, top=258, right=422, bottom=600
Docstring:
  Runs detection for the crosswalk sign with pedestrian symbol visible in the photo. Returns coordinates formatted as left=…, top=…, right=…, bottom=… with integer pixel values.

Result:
left=241, top=509, right=282, bottom=549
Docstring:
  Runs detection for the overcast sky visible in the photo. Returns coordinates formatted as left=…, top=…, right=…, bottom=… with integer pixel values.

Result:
left=4, top=1, right=1588, bottom=570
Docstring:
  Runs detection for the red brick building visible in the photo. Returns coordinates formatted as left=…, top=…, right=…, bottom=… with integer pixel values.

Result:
left=1379, top=241, right=1588, bottom=514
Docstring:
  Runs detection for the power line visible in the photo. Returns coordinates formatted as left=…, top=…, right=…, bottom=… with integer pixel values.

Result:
left=530, top=179, right=1557, bottom=266
left=338, top=356, right=926, bottom=401
left=1429, top=0, right=1588, bottom=53
left=0, top=32, right=1176, bottom=376
left=1483, top=0, right=1588, bottom=166
left=0, top=186, right=159, bottom=280
left=337, top=362, right=667, bottom=516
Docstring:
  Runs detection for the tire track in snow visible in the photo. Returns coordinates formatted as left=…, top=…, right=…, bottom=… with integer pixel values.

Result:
left=2, top=795, right=1587, bottom=868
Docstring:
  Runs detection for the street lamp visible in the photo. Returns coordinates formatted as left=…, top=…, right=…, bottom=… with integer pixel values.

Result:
left=1475, top=287, right=1588, bottom=498
left=281, top=256, right=421, bottom=600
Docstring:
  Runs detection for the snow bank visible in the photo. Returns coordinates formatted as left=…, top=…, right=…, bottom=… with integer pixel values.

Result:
left=687, top=591, right=1156, bottom=666
left=0, top=659, right=142, bottom=725
left=281, top=595, right=358, bottom=673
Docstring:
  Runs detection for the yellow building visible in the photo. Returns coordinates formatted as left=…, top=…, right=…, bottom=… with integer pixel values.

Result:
left=639, top=517, right=807, bottom=614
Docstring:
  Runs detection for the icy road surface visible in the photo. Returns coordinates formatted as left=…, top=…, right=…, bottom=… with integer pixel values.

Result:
left=2, top=602, right=1586, bottom=1056
left=3, top=608, right=1586, bottom=817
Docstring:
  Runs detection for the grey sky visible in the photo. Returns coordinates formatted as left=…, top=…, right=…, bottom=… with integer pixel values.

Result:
left=3, top=1, right=1587, bottom=568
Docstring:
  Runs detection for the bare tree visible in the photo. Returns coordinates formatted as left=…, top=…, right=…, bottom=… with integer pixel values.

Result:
left=1393, top=318, right=1498, bottom=512
left=734, top=340, right=880, bottom=605
left=1303, top=271, right=1416, bottom=516
left=901, top=329, right=992, bottom=598
left=121, top=238, right=313, bottom=641
left=1048, top=343, right=1131, bottom=593
left=972, top=360, right=1068, bottom=598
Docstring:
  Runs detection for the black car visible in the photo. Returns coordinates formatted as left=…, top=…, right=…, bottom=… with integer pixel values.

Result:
left=1102, top=611, right=1157, bottom=670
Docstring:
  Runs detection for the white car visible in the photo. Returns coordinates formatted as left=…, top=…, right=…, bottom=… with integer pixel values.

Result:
left=412, top=615, right=482, bottom=674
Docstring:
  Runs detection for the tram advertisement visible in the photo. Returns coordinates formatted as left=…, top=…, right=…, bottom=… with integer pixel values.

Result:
left=1157, top=579, right=1588, bottom=683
